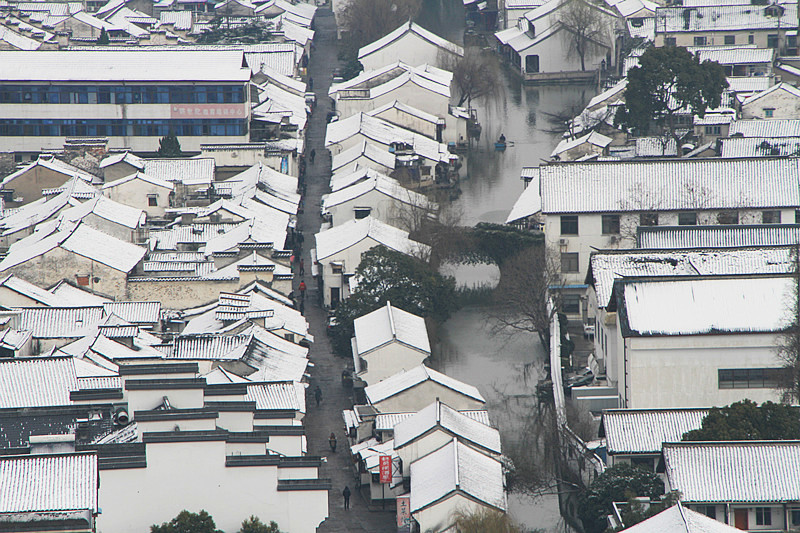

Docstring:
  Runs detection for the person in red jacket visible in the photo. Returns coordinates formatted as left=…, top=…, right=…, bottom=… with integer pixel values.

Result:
left=299, top=280, right=307, bottom=299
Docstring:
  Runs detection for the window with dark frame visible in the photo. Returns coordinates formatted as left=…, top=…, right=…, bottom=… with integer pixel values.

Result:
left=756, top=507, right=772, bottom=526
left=639, top=213, right=658, bottom=226
left=717, top=211, right=738, bottom=225
left=602, top=214, right=620, bottom=234
left=665, top=37, right=677, bottom=46
left=724, top=35, right=735, bottom=45
left=703, top=506, right=717, bottom=520
left=561, top=215, right=579, bottom=235
left=693, top=36, right=707, bottom=46
left=718, top=368, right=782, bottom=389
left=562, top=294, right=580, bottom=314
left=762, top=210, right=781, bottom=224
left=678, top=212, right=697, bottom=226
left=354, top=207, right=371, bottom=220
left=147, top=194, right=158, bottom=207
left=561, top=252, right=579, bottom=273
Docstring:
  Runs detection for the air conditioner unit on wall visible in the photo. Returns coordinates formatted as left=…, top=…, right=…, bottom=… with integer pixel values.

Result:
left=559, top=238, right=569, bottom=246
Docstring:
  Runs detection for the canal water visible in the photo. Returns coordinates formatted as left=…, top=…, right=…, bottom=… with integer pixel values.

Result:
left=417, top=2, right=598, bottom=530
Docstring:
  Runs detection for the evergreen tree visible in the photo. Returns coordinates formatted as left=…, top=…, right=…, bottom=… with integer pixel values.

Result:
left=97, top=27, right=110, bottom=45
left=157, top=133, right=182, bottom=158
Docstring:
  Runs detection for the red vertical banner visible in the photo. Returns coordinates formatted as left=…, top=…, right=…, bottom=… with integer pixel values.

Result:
left=396, top=496, right=411, bottom=532
left=379, top=455, right=392, bottom=484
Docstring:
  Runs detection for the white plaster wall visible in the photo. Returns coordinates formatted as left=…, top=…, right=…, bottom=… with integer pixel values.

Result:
left=413, top=493, right=483, bottom=533
left=332, top=157, right=393, bottom=177
left=135, top=417, right=216, bottom=433
left=372, top=381, right=484, bottom=413
left=277, top=466, right=319, bottom=479
left=226, top=441, right=267, bottom=455
left=622, top=333, right=783, bottom=408
left=319, top=236, right=381, bottom=307
left=335, top=83, right=451, bottom=123
left=397, top=429, right=450, bottom=469
left=266, top=434, right=305, bottom=456
left=359, top=33, right=461, bottom=72
left=126, top=278, right=242, bottom=309
left=103, top=178, right=173, bottom=220
left=655, top=29, right=783, bottom=50
left=125, top=388, right=205, bottom=413
left=216, top=410, right=255, bottom=432
left=370, top=106, right=439, bottom=140
left=95, top=440, right=328, bottom=533
left=742, top=89, right=800, bottom=120
left=361, top=343, right=429, bottom=385
left=327, top=189, right=418, bottom=228
left=521, top=29, right=609, bottom=74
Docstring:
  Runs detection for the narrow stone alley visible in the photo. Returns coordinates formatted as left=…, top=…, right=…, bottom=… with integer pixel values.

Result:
left=296, top=10, right=396, bottom=533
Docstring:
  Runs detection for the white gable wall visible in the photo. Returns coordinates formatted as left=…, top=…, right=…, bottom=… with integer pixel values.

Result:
left=413, top=492, right=485, bottom=533
left=360, top=342, right=429, bottom=385
left=103, top=177, right=172, bottom=219
left=335, top=81, right=451, bottom=121
left=742, top=89, right=800, bottom=120
left=372, top=380, right=484, bottom=413
left=360, top=33, right=461, bottom=71
left=326, top=189, right=416, bottom=228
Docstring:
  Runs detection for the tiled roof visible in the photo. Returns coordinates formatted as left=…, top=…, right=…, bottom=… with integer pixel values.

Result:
left=314, top=216, right=430, bottom=261
left=142, top=158, right=215, bottom=185
left=622, top=504, right=744, bottom=533
left=353, top=302, right=431, bottom=356
left=655, top=4, right=797, bottom=33
left=618, top=276, right=794, bottom=336
left=729, top=119, right=800, bottom=138
left=0, top=357, right=77, bottom=408
left=539, top=158, right=800, bottom=214
left=331, top=141, right=396, bottom=176
left=103, top=302, right=161, bottom=324
left=358, top=21, right=463, bottom=60
left=0, top=274, right=69, bottom=307
left=394, top=401, right=500, bottom=453
left=16, top=307, right=104, bottom=338
left=637, top=224, right=800, bottom=249
left=589, top=247, right=795, bottom=308
left=170, top=334, right=249, bottom=360
left=720, top=136, right=800, bottom=158
left=0, top=452, right=98, bottom=513
left=322, top=174, right=434, bottom=211
left=364, top=365, right=485, bottom=405
left=409, top=438, right=505, bottom=513
left=245, top=381, right=306, bottom=412
left=375, top=410, right=490, bottom=431
left=663, top=441, right=800, bottom=503
left=601, top=408, right=708, bottom=455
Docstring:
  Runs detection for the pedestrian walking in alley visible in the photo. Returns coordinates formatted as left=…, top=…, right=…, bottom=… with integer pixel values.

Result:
left=299, top=258, right=305, bottom=276
left=308, top=77, right=314, bottom=91
left=310, top=148, right=316, bottom=164
left=299, top=280, right=307, bottom=299
left=342, top=486, right=351, bottom=510
left=314, top=385, right=322, bottom=407
left=299, top=299, right=305, bottom=315
left=329, top=432, right=337, bottom=453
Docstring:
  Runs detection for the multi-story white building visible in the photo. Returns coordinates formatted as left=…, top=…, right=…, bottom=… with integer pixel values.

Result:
left=0, top=50, right=251, bottom=155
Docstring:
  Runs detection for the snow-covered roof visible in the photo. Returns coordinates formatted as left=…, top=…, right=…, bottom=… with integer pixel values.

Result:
left=358, top=21, right=463, bottom=61
left=0, top=452, right=98, bottom=514
left=159, top=10, right=193, bottom=30
left=202, top=218, right=288, bottom=256
left=330, top=166, right=394, bottom=194
left=322, top=174, right=434, bottom=212
left=329, top=62, right=451, bottom=97
left=98, top=151, right=145, bottom=170
left=314, top=216, right=430, bottom=261
left=2, top=157, right=98, bottom=189
left=588, top=79, right=627, bottom=110
left=353, top=301, right=431, bottom=356
left=663, top=441, right=800, bottom=503
left=0, top=356, right=78, bottom=407
left=0, top=25, right=43, bottom=50
left=246, top=381, right=306, bottom=412
left=394, top=401, right=500, bottom=452
left=506, top=173, right=541, bottom=224
left=621, top=504, right=744, bottom=533
left=326, top=113, right=453, bottom=164
left=634, top=137, right=677, bottom=157
left=367, top=100, right=442, bottom=126
left=637, top=224, right=800, bottom=249
left=618, top=275, right=794, bottom=337
left=0, top=274, right=70, bottom=307
left=60, top=195, right=146, bottom=230
left=364, top=365, right=485, bottom=405
left=692, top=46, right=774, bottom=66
left=743, top=82, right=800, bottom=108
left=171, top=334, right=249, bottom=360
left=589, top=247, right=795, bottom=308
left=375, top=410, right=490, bottom=431
left=48, top=281, right=111, bottom=307
left=539, top=158, right=800, bottom=214
left=142, top=158, right=215, bottom=185
left=409, top=438, right=505, bottom=513
left=730, top=119, right=800, bottom=138
left=101, top=171, right=173, bottom=192
left=551, top=131, right=612, bottom=158
left=103, top=302, right=161, bottom=324
left=720, top=136, right=800, bottom=158
left=0, top=50, right=251, bottom=82
left=601, top=408, right=708, bottom=455
left=15, top=307, right=104, bottom=339
left=725, top=76, right=772, bottom=95
left=655, top=4, right=797, bottom=33
left=331, top=141, right=395, bottom=176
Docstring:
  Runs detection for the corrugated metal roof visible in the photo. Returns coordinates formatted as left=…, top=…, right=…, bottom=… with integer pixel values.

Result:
left=76, top=376, right=123, bottom=390
left=602, top=408, right=708, bottom=454
left=142, top=158, right=215, bottom=184
left=171, top=334, right=249, bottom=360
left=364, top=365, right=485, bottom=405
left=103, top=302, right=161, bottom=324
left=353, top=302, right=431, bottom=356
left=149, top=223, right=241, bottom=250
left=620, top=276, right=793, bottom=336
left=394, top=401, right=500, bottom=452
left=409, top=438, right=505, bottom=513
left=637, top=224, right=800, bottom=249
left=0, top=452, right=98, bottom=513
left=16, top=307, right=103, bottom=338
left=540, top=158, right=800, bottom=213
left=590, top=247, right=795, bottom=308
left=0, top=357, right=77, bottom=408
left=245, top=381, right=305, bottom=412
left=664, top=441, right=800, bottom=503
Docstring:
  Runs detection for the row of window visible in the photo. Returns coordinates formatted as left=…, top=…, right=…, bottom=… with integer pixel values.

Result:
left=0, top=85, right=245, bottom=105
left=664, top=33, right=795, bottom=49
left=0, top=119, right=246, bottom=137
left=701, top=506, right=800, bottom=527
left=560, top=210, right=785, bottom=236
left=718, top=368, right=782, bottom=389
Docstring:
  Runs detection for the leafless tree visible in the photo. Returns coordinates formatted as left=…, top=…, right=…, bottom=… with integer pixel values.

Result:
left=442, top=48, right=503, bottom=108
left=491, top=245, right=564, bottom=348
left=777, top=244, right=800, bottom=403
left=448, top=507, right=525, bottom=533
left=338, top=0, right=422, bottom=52
left=558, top=0, right=608, bottom=72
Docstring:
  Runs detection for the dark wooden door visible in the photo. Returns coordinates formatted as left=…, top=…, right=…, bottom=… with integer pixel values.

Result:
left=734, top=509, right=749, bottom=530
